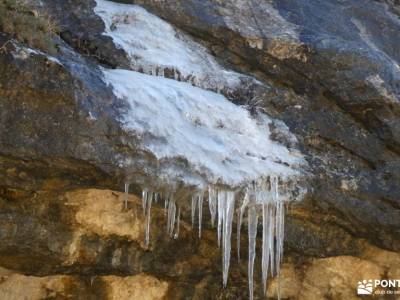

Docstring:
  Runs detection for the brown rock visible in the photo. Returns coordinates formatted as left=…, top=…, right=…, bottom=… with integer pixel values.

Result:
left=103, top=274, right=169, bottom=300
left=299, top=256, right=383, bottom=300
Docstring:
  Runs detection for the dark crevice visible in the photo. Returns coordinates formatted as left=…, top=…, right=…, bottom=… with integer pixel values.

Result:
left=58, top=32, right=119, bottom=69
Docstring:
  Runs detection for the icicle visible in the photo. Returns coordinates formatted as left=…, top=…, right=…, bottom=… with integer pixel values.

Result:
left=248, top=206, right=258, bottom=300
left=237, top=210, right=241, bottom=262
left=198, top=193, right=204, bottom=238
left=217, top=190, right=227, bottom=247
left=274, top=177, right=284, bottom=270
left=167, top=197, right=171, bottom=232
left=191, top=196, right=197, bottom=228
left=174, top=206, right=181, bottom=239
left=222, top=191, right=235, bottom=287
left=142, top=190, right=148, bottom=214
left=276, top=200, right=284, bottom=300
left=208, top=186, right=217, bottom=227
left=170, top=200, right=176, bottom=238
left=237, top=190, right=249, bottom=262
left=144, top=192, right=153, bottom=247
left=275, top=203, right=281, bottom=272
left=154, top=193, right=159, bottom=203
left=167, top=198, right=176, bottom=237
left=279, top=202, right=285, bottom=265
left=137, top=175, right=289, bottom=300
left=268, top=201, right=275, bottom=277
left=124, top=183, right=130, bottom=210
left=262, top=203, right=271, bottom=295
left=273, top=177, right=285, bottom=300
left=164, top=196, right=169, bottom=215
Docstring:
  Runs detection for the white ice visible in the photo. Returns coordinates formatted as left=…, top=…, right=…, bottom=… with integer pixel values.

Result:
left=167, top=197, right=177, bottom=238
left=124, top=183, right=130, bottom=210
left=222, top=191, right=235, bottom=287
left=103, top=69, right=304, bottom=189
left=208, top=186, right=217, bottom=227
left=175, top=206, right=181, bottom=239
left=217, top=190, right=226, bottom=248
left=94, top=0, right=243, bottom=92
left=198, top=192, right=204, bottom=238
left=191, top=196, right=197, bottom=228
left=262, top=203, right=271, bottom=295
left=237, top=189, right=249, bottom=262
left=248, top=205, right=258, bottom=300
left=144, top=191, right=153, bottom=247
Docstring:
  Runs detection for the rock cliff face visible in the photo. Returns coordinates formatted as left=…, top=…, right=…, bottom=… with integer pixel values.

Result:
left=0, top=0, right=399, bottom=299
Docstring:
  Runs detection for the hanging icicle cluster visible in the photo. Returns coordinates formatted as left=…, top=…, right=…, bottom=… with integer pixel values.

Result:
left=236, top=176, right=285, bottom=300
left=124, top=175, right=287, bottom=299
left=191, top=191, right=205, bottom=238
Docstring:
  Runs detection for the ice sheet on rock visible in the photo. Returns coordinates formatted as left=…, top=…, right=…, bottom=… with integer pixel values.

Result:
left=94, top=0, right=243, bottom=92
left=96, top=1, right=305, bottom=295
left=103, top=68, right=304, bottom=188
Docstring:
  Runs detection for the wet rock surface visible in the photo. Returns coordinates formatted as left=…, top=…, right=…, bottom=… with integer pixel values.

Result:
left=0, top=0, right=400, bottom=299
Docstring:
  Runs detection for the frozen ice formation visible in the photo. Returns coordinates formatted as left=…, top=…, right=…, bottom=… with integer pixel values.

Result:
left=103, top=68, right=305, bottom=189
left=94, top=0, right=247, bottom=93
left=95, top=0, right=307, bottom=298
left=136, top=178, right=288, bottom=300
left=108, top=68, right=304, bottom=296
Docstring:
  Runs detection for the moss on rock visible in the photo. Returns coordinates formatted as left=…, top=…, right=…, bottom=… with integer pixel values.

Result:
left=0, top=0, right=58, bottom=53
